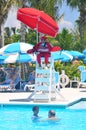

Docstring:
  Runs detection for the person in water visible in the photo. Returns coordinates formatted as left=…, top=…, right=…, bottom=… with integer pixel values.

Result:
left=48, top=110, right=60, bottom=120
left=32, top=106, right=39, bottom=119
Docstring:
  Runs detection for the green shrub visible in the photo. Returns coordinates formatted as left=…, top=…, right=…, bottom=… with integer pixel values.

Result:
left=54, top=60, right=86, bottom=81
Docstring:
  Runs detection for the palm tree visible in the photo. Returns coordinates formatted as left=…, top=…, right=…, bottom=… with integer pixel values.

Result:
left=31, top=0, right=62, bottom=20
left=66, top=0, right=86, bottom=50
left=17, top=0, right=62, bottom=19
left=56, top=28, right=73, bottom=50
left=0, top=0, right=31, bottom=47
left=0, top=0, right=17, bottom=47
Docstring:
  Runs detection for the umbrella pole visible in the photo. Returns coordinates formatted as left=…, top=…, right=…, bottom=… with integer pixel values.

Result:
left=36, top=23, right=39, bottom=43
left=37, top=30, right=38, bottom=43
left=19, top=64, right=22, bottom=90
left=22, top=63, right=26, bottom=81
left=18, top=53, right=22, bottom=90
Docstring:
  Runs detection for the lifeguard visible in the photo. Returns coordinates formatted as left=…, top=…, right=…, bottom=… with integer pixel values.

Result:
left=27, top=36, right=53, bottom=67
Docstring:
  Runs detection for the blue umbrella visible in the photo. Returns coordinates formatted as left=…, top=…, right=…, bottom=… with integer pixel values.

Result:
left=0, top=55, right=8, bottom=64
left=0, top=42, right=35, bottom=64
left=0, top=55, right=7, bottom=60
left=0, top=42, right=33, bottom=54
left=65, top=50, right=85, bottom=59
left=83, top=58, right=86, bottom=63
left=52, top=51, right=73, bottom=62
left=1, top=53, right=36, bottom=64
left=83, top=49, right=86, bottom=55
left=51, top=51, right=63, bottom=61
left=82, top=50, right=86, bottom=63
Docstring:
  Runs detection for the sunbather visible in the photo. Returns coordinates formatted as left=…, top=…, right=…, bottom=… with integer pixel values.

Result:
left=0, top=68, right=6, bottom=84
left=11, top=72, right=20, bottom=89
left=27, top=70, right=35, bottom=85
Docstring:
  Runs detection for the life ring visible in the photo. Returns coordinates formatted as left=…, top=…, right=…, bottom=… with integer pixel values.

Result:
left=59, top=74, right=69, bottom=88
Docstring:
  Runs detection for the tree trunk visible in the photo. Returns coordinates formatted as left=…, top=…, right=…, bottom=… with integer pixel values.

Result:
left=20, top=22, right=26, bottom=42
left=0, top=24, right=2, bottom=48
left=79, top=6, right=86, bottom=50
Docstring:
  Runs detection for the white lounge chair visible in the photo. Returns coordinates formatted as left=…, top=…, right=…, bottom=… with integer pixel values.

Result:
left=24, top=84, right=35, bottom=91
left=78, top=66, right=85, bottom=72
left=79, top=70, right=86, bottom=88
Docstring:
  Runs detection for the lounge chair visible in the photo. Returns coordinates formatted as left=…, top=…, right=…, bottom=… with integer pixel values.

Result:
left=0, top=84, right=11, bottom=91
left=78, top=66, right=85, bottom=72
left=24, top=71, right=35, bottom=92
left=0, top=76, right=15, bottom=92
left=0, top=79, right=16, bottom=91
left=24, top=83, right=35, bottom=91
left=78, top=70, right=86, bottom=88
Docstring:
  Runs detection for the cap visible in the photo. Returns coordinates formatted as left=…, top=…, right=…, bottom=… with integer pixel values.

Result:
left=40, top=36, right=47, bottom=40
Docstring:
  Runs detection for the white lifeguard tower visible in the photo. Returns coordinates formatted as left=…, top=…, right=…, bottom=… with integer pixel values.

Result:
left=33, top=53, right=64, bottom=102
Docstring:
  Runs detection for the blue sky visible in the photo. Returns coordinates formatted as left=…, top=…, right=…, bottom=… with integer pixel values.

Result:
left=59, top=2, right=79, bottom=23
left=58, top=2, right=79, bottom=32
left=5, top=2, right=80, bottom=32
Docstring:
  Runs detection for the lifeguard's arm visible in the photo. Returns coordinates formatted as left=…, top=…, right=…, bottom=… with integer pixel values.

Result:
left=33, top=42, right=40, bottom=52
left=27, top=42, right=41, bottom=54
left=27, top=49, right=34, bottom=54
left=46, top=42, right=53, bottom=52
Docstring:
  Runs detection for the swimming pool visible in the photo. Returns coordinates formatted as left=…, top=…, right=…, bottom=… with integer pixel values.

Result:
left=0, top=103, right=86, bottom=130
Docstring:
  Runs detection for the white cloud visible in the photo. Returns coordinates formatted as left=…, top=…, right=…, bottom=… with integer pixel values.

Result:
left=58, top=18, right=74, bottom=32
left=4, top=7, right=21, bottom=28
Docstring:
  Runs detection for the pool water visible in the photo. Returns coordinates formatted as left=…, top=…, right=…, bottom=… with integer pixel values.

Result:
left=0, top=105, right=86, bottom=130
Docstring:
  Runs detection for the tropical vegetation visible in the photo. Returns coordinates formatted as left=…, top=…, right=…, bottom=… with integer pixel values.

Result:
left=0, top=0, right=17, bottom=47
left=0, top=0, right=86, bottom=49
left=66, top=0, right=86, bottom=50
left=54, top=60, right=85, bottom=81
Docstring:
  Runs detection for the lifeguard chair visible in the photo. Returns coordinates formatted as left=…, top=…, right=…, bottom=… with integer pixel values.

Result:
left=34, top=53, right=64, bottom=102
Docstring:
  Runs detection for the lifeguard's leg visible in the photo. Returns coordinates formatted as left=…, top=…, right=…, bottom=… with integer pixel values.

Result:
left=44, top=53, right=50, bottom=65
left=37, top=53, right=43, bottom=65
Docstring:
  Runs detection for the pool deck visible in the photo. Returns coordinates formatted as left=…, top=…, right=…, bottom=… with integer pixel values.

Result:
left=0, top=88, right=86, bottom=106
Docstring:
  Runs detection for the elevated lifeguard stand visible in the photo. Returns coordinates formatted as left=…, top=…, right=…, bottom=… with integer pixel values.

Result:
left=34, top=54, right=63, bottom=102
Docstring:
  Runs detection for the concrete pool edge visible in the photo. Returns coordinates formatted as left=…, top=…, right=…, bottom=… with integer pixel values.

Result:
left=0, top=88, right=86, bottom=108
left=0, top=98, right=86, bottom=108
left=66, top=98, right=86, bottom=108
